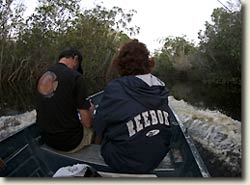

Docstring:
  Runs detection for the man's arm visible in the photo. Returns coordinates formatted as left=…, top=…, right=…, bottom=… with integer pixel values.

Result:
left=78, top=109, right=92, bottom=128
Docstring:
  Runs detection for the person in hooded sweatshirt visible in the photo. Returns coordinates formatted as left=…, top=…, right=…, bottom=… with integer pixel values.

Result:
left=93, top=39, right=172, bottom=173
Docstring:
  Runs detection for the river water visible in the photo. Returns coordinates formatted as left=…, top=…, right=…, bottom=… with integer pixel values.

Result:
left=0, top=82, right=242, bottom=177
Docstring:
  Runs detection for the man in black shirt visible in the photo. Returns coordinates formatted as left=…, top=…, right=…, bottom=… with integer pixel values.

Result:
left=36, top=47, right=93, bottom=152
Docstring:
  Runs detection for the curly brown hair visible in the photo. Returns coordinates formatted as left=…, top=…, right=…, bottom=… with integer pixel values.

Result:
left=112, top=39, right=154, bottom=76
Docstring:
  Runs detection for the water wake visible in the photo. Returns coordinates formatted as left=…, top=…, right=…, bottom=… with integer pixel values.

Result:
left=0, top=110, right=36, bottom=140
left=169, top=96, right=241, bottom=174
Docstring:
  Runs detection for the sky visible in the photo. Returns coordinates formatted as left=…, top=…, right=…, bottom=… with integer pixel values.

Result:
left=82, top=0, right=225, bottom=52
left=23, top=0, right=243, bottom=53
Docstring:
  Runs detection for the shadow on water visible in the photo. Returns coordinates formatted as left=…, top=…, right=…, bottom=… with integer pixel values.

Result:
left=0, top=82, right=36, bottom=117
left=168, top=82, right=241, bottom=121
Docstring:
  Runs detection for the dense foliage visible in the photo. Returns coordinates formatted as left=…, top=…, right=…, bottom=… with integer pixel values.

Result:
left=0, top=0, right=137, bottom=93
left=197, top=5, right=242, bottom=85
left=0, top=0, right=242, bottom=94
left=154, top=0, right=242, bottom=86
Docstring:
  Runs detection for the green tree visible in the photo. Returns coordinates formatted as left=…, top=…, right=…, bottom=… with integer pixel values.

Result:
left=0, top=0, right=138, bottom=94
left=0, top=0, right=26, bottom=81
left=154, top=36, right=197, bottom=82
left=198, top=1, right=242, bottom=85
left=64, top=5, right=136, bottom=92
left=15, top=0, right=83, bottom=81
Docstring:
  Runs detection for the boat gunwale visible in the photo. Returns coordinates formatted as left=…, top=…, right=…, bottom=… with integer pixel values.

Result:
left=0, top=91, right=210, bottom=177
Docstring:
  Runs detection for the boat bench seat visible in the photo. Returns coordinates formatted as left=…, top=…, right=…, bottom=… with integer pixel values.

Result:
left=40, top=144, right=183, bottom=177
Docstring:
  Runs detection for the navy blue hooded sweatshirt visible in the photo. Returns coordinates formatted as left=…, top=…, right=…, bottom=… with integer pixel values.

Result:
left=93, top=74, right=172, bottom=173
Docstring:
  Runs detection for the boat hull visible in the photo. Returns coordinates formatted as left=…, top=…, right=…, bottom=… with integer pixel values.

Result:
left=0, top=91, right=210, bottom=177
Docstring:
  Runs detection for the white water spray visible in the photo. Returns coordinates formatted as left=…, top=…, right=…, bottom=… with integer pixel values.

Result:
left=169, top=96, right=241, bottom=172
left=0, top=110, right=36, bottom=140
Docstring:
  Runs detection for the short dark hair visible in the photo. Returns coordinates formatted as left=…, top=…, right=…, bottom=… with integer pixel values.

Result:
left=58, top=47, right=83, bottom=64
